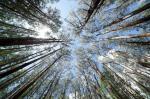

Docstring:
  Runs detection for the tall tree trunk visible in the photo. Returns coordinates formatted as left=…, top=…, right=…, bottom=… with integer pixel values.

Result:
left=0, top=47, right=63, bottom=79
left=127, top=41, right=150, bottom=45
left=5, top=54, right=64, bottom=99
left=0, top=2, right=35, bottom=21
left=108, top=33, right=150, bottom=40
left=97, top=15, right=150, bottom=36
left=0, top=21, right=36, bottom=33
left=43, top=73, right=61, bottom=99
left=94, top=3, right=150, bottom=32
left=106, top=3, right=150, bottom=27
left=0, top=60, right=43, bottom=91
left=0, top=37, right=64, bottom=46
left=0, top=45, right=55, bottom=68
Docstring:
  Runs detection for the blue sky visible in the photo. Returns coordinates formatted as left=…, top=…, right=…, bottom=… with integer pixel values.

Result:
left=50, top=0, right=78, bottom=22
left=50, top=0, right=81, bottom=77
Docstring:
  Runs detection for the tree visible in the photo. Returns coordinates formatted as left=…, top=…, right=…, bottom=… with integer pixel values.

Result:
left=0, top=0, right=149, bottom=98
left=0, top=0, right=61, bottom=32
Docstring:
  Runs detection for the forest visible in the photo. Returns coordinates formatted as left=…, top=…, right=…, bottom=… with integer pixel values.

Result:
left=0, top=0, right=149, bottom=99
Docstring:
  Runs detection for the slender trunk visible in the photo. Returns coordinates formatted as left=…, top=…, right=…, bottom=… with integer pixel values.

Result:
left=0, top=47, right=62, bottom=79
left=27, top=71, right=55, bottom=97
left=77, top=0, right=104, bottom=34
left=0, top=2, right=35, bottom=21
left=0, top=61, right=43, bottom=91
left=106, top=3, right=150, bottom=27
left=94, top=3, right=150, bottom=32
left=97, top=15, right=150, bottom=36
left=0, top=44, right=37, bottom=51
left=104, top=63, right=146, bottom=98
left=43, top=73, right=61, bottom=99
left=26, top=0, right=57, bottom=23
left=138, top=61, right=150, bottom=68
left=0, top=21, right=36, bottom=33
left=88, top=60, right=122, bottom=98
left=0, top=45, right=55, bottom=68
left=6, top=54, right=64, bottom=99
left=103, top=65, right=132, bottom=99
left=93, top=0, right=105, bottom=15
left=84, top=0, right=104, bottom=24
left=127, top=41, right=150, bottom=45
left=115, top=61, right=150, bottom=93
left=108, top=33, right=150, bottom=40
left=0, top=44, right=46, bottom=56
left=83, top=73, right=92, bottom=99
left=61, top=83, right=67, bottom=99
left=21, top=69, right=54, bottom=98
left=48, top=75, right=61, bottom=98
left=0, top=37, right=64, bottom=46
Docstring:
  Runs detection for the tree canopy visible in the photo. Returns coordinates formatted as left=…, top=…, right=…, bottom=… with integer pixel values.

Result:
left=0, top=0, right=149, bottom=99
